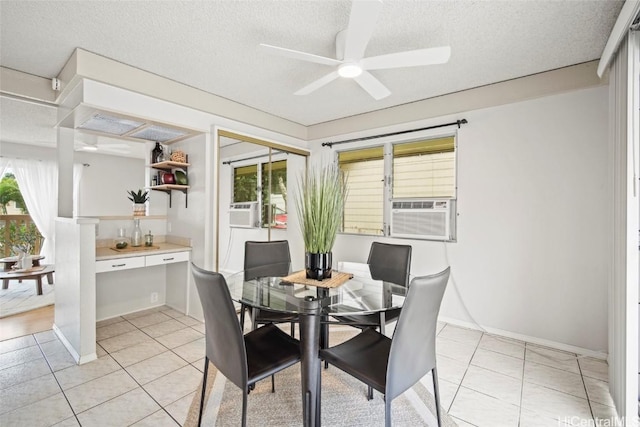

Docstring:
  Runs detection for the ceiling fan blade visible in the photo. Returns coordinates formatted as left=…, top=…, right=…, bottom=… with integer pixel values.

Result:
left=344, top=0, right=383, bottom=61
left=295, top=71, right=340, bottom=95
left=259, top=43, right=341, bottom=67
left=102, top=143, right=131, bottom=149
left=100, top=146, right=130, bottom=154
left=361, top=46, right=451, bottom=70
left=354, top=71, right=390, bottom=100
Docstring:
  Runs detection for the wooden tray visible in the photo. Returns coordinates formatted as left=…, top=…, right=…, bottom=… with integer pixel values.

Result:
left=110, top=245, right=160, bottom=253
left=7, top=265, right=46, bottom=274
left=281, top=270, right=353, bottom=289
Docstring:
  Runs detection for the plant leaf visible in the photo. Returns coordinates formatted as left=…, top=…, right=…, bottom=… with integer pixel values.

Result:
left=294, top=163, right=346, bottom=254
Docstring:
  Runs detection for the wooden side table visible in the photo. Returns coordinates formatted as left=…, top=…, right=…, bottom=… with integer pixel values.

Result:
left=0, top=255, right=45, bottom=271
left=0, top=264, right=54, bottom=296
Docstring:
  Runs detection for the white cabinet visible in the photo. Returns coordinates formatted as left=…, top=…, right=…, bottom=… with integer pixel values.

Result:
left=95, top=249, right=192, bottom=320
left=96, top=250, right=190, bottom=273
left=145, top=251, right=190, bottom=267
left=96, top=256, right=145, bottom=273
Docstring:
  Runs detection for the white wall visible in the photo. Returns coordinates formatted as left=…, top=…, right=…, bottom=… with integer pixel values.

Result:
left=160, top=134, right=207, bottom=319
left=318, top=86, right=610, bottom=353
left=0, top=141, right=57, bottom=160
left=75, top=151, right=146, bottom=217
left=166, top=135, right=206, bottom=261
left=74, top=151, right=168, bottom=243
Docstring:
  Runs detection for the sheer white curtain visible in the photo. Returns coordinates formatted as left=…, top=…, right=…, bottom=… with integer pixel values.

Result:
left=0, top=157, right=10, bottom=178
left=11, top=158, right=58, bottom=263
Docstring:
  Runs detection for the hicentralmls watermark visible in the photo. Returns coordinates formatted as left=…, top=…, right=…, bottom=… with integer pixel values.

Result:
left=561, top=417, right=632, bottom=427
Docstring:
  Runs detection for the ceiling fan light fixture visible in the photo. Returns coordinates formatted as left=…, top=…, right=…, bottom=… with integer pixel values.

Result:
left=338, top=63, right=363, bottom=78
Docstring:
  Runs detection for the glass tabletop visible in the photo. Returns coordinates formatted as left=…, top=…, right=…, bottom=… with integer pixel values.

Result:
left=225, top=271, right=407, bottom=316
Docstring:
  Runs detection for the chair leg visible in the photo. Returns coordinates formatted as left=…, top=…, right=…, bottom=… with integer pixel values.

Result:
left=239, top=304, right=246, bottom=330
left=198, top=357, right=209, bottom=427
left=384, top=396, right=391, bottom=427
left=251, top=309, right=258, bottom=330
left=241, top=389, right=248, bottom=427
left=367, top=385, right=373, bottom=400
left=271, top=374, right=275, bottom=393
left=290, top=321, right=295, bottom=338
left=432, top=367, right=442, bottom=427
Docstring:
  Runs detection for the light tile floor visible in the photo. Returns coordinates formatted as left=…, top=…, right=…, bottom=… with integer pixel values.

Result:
left=0, top=305, right=618, bottom=426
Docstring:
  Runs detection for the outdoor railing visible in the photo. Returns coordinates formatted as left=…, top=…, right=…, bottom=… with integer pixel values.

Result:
left=0, top=215, right=43, bottom=257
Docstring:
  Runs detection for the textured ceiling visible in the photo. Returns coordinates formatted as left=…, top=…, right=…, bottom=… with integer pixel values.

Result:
left=0, top=0, right=623, bottom=129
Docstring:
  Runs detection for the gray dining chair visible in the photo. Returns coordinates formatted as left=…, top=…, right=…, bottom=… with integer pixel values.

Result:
left=240, top=240, right=298, bottom=336
left=191, top=263, right=301, bottom=427
left=335, top=241, right=412, bottom=334
left=320, top=267, right=450, bottom=427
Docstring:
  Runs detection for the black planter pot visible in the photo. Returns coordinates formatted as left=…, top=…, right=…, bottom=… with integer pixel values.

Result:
left=305, top=252, right=332, bottom=281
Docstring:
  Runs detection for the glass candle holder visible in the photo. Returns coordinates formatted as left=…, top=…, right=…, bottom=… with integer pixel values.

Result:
left=145, top=231, right=153, bottom=247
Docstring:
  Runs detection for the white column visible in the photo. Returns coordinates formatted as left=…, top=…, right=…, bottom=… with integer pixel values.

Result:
left=57, top=127, right=75, bottom=218
left=53, top=217, right=98, bottom=364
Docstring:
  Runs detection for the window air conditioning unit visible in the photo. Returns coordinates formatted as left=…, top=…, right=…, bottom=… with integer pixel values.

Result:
left=390, top=199, right=455, bottom=241
left=229, top=202, right=259, bottom=228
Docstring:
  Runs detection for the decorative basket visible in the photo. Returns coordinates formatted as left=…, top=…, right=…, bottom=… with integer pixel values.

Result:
left=170, top=150, right=186, bottom=163
left=133, top=203, right=146, bottom=216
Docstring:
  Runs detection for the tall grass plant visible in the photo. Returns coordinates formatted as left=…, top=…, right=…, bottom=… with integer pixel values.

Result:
left=295, top=163, right=346, bottom=254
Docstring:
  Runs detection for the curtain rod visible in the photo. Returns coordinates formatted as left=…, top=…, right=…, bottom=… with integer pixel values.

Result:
left=321, top=119, right=468, bottom=148
left=222, top=150, right=286, bottom=165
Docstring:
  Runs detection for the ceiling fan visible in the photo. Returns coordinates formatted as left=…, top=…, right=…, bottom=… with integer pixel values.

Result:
left=259, top=0, right=450, bottom=100
left=77, top=140, right=131, bottom=155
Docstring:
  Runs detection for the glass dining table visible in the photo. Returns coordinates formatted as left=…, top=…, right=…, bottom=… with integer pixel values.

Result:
left=224, top=271, right=408, bottom=427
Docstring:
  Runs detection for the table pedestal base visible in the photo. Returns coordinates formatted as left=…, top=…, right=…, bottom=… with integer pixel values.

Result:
left=299, top=297, right=321, bottom=427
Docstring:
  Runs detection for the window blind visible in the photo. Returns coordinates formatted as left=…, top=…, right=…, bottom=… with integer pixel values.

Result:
left=339, top=148, right=384, bottom=235
left=393, top=137, right=456, bottom=198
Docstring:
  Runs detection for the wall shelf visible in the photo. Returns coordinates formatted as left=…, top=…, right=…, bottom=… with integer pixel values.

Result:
left=148, top=161, right=191, bottom=170
left=148, top=158, right=189, bottom=208
left=149, top=184, right=190, bottom=191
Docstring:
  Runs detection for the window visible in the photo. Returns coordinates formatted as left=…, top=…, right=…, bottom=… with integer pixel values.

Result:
left=261, top=160, right=287, bottom=228
left=338, top=147, right=384, bottom=235
left=232, top=160, right=287, bottom=228
left=392, top=137, right=455, bottom=198
left=338, top=134, right=456, bottom=240
left=233, top=165, right=257, bottom=203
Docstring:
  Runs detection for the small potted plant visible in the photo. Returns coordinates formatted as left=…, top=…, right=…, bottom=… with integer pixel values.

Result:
left=294, top=163, right=346, bottom=280
left=127, top=189, right=149, bottom=216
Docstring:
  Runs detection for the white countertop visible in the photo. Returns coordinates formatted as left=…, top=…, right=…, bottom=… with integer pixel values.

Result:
left=96, top=243, right=191, bottom=261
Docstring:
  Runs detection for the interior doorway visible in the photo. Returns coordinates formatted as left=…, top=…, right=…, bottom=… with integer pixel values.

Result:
left=0, top=167, right=54, bottom=324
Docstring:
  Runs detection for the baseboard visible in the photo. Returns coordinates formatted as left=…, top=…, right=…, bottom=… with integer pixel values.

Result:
left=52, top=323, right=97, bottom=365
left=439, top=316, right=608, bottom=360
left=96, top=303, right=168, bottom=322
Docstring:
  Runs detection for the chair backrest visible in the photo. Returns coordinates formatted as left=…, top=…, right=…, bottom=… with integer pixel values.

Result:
left=337, top=261, right=372, bottom=279
left=385, top=267, right=450, bottom=400
left=367, top=242, right=412, bottom=287
left=191, top=263, right=248, bottom=389
left=244, top=240, right=291, bottom=281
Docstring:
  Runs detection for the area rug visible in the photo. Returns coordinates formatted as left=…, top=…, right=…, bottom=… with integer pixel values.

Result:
left=0, top=278, right=54, bottom=318
left=184, top=329, right=458, bottom=426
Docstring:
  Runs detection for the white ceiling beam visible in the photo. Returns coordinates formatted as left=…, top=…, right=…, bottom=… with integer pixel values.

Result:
left=0, top=67, right=57, bottom=104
